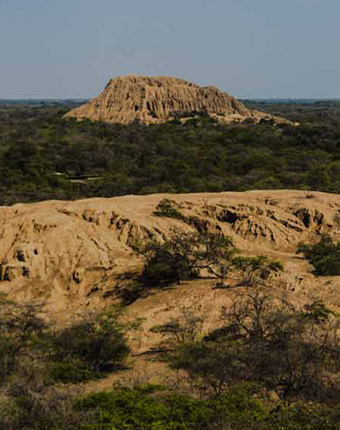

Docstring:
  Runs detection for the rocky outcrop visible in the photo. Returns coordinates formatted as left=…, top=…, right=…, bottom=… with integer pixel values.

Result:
left=64, top=74, right=292, bottom=125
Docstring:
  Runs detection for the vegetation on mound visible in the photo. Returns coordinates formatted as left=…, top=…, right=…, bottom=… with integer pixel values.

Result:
left=297, top=235, right=340, bottom=275
left=117, top=228, right=283, bottom=304
left=153, top=198, right=187, bottom=220
left=134, top=228, right=236, bottom=286
left=1, top=100, right=340, bottom=204
left=133, top=228, right=282, bottom=292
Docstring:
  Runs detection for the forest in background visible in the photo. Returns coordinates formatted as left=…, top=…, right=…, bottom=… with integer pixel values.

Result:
left=0, top=100, right=340, bottom=205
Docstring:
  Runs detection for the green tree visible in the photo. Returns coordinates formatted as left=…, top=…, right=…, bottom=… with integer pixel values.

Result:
left=135, top=228, right=236, bottom=287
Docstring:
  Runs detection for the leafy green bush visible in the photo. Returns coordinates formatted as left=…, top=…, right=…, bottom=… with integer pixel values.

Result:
left=0, top=298, right=133, bottom=429
left=48, top=361, right=96, bottom=383
left=1, top=294, right=340, bottom=429
left=135, top=228, right=283, bottom=290
left=297, top=235, right=340, bottom=275
left=77, top=384, right=268, bottom=430
left=77, top=384, right=340, bottom=430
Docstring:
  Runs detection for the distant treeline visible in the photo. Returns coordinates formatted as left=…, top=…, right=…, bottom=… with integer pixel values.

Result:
left=0, top=99, right=87, bottom=105
left=0, top=100, right=340, bottom=205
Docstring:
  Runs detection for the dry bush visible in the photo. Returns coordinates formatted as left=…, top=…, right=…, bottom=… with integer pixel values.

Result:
left=0, top=359, right=93, bottom=430
left=166, top=289, right=340, bottom=402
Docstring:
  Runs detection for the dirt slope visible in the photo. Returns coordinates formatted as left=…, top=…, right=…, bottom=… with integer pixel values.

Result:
left=1, top=190, right=340, bottom=322
left=64, top=75, right=292, bottom=125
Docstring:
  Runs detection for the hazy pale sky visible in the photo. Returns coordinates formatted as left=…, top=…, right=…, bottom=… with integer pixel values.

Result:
left=1, top=0, right=339, bottom=99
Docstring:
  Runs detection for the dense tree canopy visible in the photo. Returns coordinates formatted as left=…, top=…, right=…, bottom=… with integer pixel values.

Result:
left=0, top=100, right=340, bottom=205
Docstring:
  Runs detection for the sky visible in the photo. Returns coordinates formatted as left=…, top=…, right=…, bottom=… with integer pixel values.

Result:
left=0, top=0, right=339, bottom=99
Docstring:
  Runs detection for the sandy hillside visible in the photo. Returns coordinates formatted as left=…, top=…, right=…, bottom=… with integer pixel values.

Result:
left=0, top=189, right=340, bottom=317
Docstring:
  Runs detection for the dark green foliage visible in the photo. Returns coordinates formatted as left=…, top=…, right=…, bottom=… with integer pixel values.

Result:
left=2, top=291, right=340, bottom=428
left=136, top=229, right=236, bottom=287
left=77, top=384, right=340, bottom=430
left=2, top=380, right=340, bottom=430
left=0, top=299, right=132, bottom=429
left=77, top=384, right=268, bottom=430
left=139, top=238, right=199, bottom=286
left=2, top=101, right=340, bottom=205
left=78, top=385, right=212, bottom=430
left=153, top=198, right=186, bottom=220
left=48, top=361, right=96, bottom=383
left=297, top=235, right=340, bottom=275
left=136, top=228, right=282, bottom=290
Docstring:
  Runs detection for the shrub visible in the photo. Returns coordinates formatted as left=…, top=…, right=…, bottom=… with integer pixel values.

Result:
left=303, top=299, right=337, bottom=324
left=297, top=235, right=340, bottom=275
left=0, top=296, right=46, bottom=384
left=153, top=198, right=186, bottom=220
left=77, top=384, right=340, bottom=430
left=166, top=289, right=340, bottom=403
left=78, top=385, right=221, bottom=430
left=0, top=366, right=91, bottom=430
left=50, top=306, right=130, bottom=375
left=0, top=297, right=131, bottom=385
left=49, top=361, right=96, bottom=383
left=135, top=228, right=283, bottom=290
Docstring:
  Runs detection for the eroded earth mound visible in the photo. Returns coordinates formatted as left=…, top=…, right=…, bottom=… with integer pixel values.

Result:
left=0, top=190, right=340, bottom=319
left=64, top=75, right=292, bottom=125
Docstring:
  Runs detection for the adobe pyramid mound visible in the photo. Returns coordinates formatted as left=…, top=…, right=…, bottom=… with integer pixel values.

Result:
left=64, top=75, right=291, bottom=125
